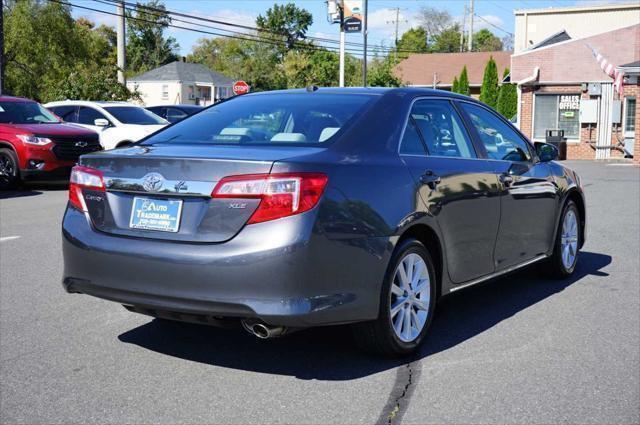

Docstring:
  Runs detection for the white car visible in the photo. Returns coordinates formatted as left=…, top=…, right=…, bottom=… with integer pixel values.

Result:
left=45, top=101, right=168, bottom=150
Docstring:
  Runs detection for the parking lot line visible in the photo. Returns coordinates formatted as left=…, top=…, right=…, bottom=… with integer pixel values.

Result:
left=0, top=236, right=21, bottom=243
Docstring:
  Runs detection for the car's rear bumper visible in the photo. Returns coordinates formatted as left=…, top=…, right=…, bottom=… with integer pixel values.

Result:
left=62, top=206, right=390, bottom=327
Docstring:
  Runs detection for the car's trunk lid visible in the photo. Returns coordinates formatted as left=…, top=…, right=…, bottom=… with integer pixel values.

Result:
left=79, top=144, right=323, bottom=243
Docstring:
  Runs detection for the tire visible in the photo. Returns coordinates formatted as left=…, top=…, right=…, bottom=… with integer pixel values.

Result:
left=548, top=200, right=580, bottom=278
left=352, top=238, right=437, bottom=357
left=0, top=148, right=20, bottom=190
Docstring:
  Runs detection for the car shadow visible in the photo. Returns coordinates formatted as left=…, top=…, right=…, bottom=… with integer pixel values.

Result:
left=0, top=183, right=67, bottom=199
left=118, top=251, right=611, bottom=381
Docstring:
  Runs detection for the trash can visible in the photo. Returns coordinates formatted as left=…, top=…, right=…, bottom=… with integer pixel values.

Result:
left=545, top=129, right=567, bottom=160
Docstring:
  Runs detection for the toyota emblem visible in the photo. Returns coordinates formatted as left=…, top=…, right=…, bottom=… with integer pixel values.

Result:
left=75, top=141, right=88, bottom=147
left=141, top=172, right=165, bottom=192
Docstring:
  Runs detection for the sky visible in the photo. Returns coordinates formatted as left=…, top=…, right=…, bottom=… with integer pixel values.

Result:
left=72, top=0, right=629, bottom=56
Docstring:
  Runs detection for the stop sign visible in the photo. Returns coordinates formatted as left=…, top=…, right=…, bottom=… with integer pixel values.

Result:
left=232, top=80, right=250, bottom=95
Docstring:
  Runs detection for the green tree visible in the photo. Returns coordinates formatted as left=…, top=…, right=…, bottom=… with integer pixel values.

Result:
left=126, top=0, right=179, bottom=76
left=368, top=57, right=402, bottom=87
left=451, top=76, right=459, bottom=94
left=497, top=68, right=517, bottom=119
left=431, top=24, right=462, bottom=53
left=458, top=66, right=470, bottom=96
left=256, top=3, right=313, bottom=51
left=2, top=0, right=128, bottom=102
left=396, top=27, right=428, bottom=58
left=50, top=67, right=140, bottom=101
left=473, top=29, right=503, bottom=52
left=480, top=56, right=499, bottom=108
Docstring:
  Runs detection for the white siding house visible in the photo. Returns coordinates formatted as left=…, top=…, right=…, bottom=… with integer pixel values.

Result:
left=127, top=60, right=234, bottom=107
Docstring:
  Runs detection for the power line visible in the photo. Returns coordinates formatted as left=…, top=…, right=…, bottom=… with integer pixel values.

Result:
left=473, top=13, right=513, bottom=36
left=98, top=0, right=420, bottom=54
left=52, top=0, right=374, bottom=56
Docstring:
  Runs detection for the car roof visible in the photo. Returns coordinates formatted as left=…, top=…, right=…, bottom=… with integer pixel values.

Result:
left=147, top=104, right=204, bottom=110
left=0, top=95, right=37, bottom=103
left=241, top=86, right=480, bottom=102
left=44, top=100, right=138, bottom=108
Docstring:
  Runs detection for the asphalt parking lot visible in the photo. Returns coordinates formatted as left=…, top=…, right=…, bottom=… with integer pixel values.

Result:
left=1, top=161, right=638, bottom=424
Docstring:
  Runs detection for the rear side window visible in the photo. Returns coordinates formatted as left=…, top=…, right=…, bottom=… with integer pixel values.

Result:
left=142, top=93, right=378, bottom=146
left=459, top=102, right=532, bottom=162
left=104, top=106, right=167, bottom=125
left=405, top=100, right=476, bottom=158
left=400, top=119, right=427, bottom=155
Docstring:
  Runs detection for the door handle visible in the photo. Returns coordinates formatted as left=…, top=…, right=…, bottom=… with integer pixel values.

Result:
left=420, top=170, right=441, bottom=189
left=499, top=173, right=514, bottom=186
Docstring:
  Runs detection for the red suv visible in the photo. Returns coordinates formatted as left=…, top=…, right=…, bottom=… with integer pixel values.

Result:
left=0, top=95, right=102, bottom=189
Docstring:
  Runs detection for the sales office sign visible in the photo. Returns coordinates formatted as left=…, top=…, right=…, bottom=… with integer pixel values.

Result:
left=559, top=95, right=580, bottom=110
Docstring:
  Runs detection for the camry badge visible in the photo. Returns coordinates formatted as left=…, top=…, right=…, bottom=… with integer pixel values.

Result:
left=141, top=172, right=165, bottom=192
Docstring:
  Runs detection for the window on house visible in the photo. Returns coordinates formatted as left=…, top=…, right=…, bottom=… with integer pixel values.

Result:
left=161, top=85, right=169, bottom=100
left=625, top=97, right=636, bottom=133
left=533, top=94, right=580, bottom=139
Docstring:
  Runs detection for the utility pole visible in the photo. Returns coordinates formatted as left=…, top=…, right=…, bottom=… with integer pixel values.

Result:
left=338, top=5, right=345, bottom=87
left=387, top=7, right=406, bottom=61
left=116, top=0, right=126, bottom=85
left=0, top=0, right=4, bottom=95
left=467, top=0, right=474, bottom=52
left=362, top=0, right=368, bottom=87
left=459, top=5, right=466, bottom=52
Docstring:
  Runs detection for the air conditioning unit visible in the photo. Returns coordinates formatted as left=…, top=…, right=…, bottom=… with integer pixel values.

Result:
left=188, top=93, right=196, bottom=100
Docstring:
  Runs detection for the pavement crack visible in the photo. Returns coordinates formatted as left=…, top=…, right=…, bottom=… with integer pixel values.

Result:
left=377, top=359, right=422, bottom=425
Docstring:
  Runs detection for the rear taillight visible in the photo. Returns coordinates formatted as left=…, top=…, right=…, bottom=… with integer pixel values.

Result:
left=69, top=165, right=105, bottom=211
left=212, top=173, right=328, bottom=224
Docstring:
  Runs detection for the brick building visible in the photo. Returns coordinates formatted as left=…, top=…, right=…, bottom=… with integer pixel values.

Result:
left=511, top=8, right=639, bottom=163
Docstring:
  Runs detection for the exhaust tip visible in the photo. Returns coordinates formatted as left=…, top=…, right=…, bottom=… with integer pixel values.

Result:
left=251, top=323, right=270, bottom=339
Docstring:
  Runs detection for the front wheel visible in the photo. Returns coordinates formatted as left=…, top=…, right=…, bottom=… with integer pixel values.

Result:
left=352, top=239, right=437, bottom=357
left=0, top=148, right=20, bottom=190
left=548, top=200, right=581, bottom=278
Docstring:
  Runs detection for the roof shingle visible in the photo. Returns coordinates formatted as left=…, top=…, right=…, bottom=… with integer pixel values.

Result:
left=129, top=61, right=234, bottom=85
left=393, top=51, right=512, bottom=87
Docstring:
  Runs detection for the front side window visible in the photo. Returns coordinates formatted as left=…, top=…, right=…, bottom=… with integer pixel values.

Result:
left=103, top=106, right=167, bottom=125
left=406, top=100, right=476, bottom=158
left=49, top=105, right=78, bottom=122
left=0, top=101, right=59, bottom=124
left=625, top=97, right=636, bottom=133
left=143, top=93, right=377, bottom=146
left=460, top=102, right=532, bottom=162
left=533, top=94, right=580, bottom=139
left=78, top=107, right=108, bottom=125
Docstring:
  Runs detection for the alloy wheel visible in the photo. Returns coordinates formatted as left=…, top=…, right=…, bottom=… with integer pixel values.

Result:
left=389, top=253, right=431, bottom=342
left=561, top=209, right=579, bottom=270
left=0, top=154, right=15, bottom=184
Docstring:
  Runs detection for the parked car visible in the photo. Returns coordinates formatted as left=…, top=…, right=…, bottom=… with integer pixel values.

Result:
left=62, top=88, right=586, bottom=356
left=146, top=104, right=204, bottom=123
left=45, top=101, right=168, bottom=150
left=0, top=95, right=101, bottom=189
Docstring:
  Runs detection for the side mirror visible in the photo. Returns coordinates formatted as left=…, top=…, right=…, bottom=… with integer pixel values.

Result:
left=535, top=142, right=558, bottom=162
left=94, top=118, right=110, bottom=127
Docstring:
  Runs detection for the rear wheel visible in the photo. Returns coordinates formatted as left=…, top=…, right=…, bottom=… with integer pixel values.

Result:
left=548, top=200, right=580, bottom=278
left=353, top=238, right=437, bottom=357
left=0, top=148, right=20, bottom=190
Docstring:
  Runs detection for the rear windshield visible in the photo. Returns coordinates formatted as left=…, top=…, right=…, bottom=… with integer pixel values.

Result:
left=104, top=106, right=167, bottom=125
left=142, top=93, right=377, bottom=146
left=0, top=101, right=59, bottom=124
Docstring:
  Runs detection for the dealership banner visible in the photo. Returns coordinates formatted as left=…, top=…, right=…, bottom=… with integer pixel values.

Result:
left=343, top=0, right=363, bottom=33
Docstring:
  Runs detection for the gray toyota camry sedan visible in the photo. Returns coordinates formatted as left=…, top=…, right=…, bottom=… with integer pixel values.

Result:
left=62, top=88, right=585, bottom=356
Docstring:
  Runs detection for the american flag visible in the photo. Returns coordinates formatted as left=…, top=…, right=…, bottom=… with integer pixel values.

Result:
left=587, top=43, right=624, bottom=95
